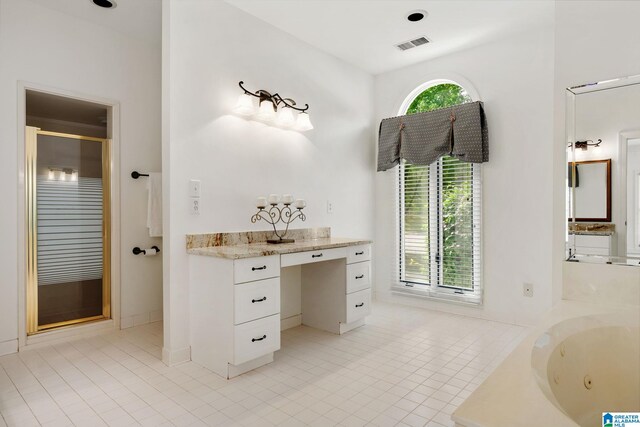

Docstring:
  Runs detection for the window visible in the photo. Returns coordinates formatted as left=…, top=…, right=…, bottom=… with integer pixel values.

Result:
left=396, top=83, right=482, bottom=303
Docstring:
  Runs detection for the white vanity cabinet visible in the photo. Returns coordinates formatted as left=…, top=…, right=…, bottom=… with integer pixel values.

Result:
left=189, top=254, right=282, bottom=379
left=568, top=233, right=614, bottom=256
left=189, top=240, right=372, bottom=379
left=301, top=244, right=372, bottom=335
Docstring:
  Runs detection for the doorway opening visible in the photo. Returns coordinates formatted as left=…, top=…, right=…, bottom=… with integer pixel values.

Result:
left=25, top=91, right=112, bottom=334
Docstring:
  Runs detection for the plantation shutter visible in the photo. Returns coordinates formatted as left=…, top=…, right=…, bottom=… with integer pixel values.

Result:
left=398, top=157, right=482, bottom=302
left=378, top=101, right=488, bottom=171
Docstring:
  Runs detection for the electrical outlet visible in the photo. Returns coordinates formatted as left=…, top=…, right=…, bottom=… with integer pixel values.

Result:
left=190, top=197, right=200, bottom=215
left=189, top=179, right=201, bottom=197
left=523, top=282, right=533, bottom=298
left=327, top=200, right=334, bottom=214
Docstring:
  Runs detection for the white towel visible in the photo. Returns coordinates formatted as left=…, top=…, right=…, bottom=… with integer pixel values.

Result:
left=147, top=172, right=163, bottom=237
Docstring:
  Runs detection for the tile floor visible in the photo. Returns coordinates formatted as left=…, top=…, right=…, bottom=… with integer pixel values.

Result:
left=0, top=302, right=527, bottom=427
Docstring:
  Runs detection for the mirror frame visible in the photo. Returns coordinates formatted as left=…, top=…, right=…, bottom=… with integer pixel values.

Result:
left=568, top=158, right=612, bottom=222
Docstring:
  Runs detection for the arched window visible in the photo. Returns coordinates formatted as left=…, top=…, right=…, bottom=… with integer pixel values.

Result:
left=397, top=81, right=482, bottom=303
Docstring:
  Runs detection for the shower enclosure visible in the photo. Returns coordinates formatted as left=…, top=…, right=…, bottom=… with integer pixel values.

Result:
left=26, top=127, right=111, bottom=334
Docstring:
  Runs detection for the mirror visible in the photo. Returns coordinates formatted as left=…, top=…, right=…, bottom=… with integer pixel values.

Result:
left=568, top=159, right=611, bottom=221
left=626, top=139, right=640, bottom=257
left=566, top=75, right=640, bottom=264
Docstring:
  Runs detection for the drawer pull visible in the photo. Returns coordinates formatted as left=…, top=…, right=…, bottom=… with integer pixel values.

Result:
left=251, top=265, right=267, bottom=271
left=311, top=253, right=323, bottom=258
left=355, top=303, right=364, bottom=308
left=355, top=251, right=364, bottom=255
left=251, top=297, right=267, bottom=303
left=355, top=274, right=364, bottom=279
left=252, top=335, right=267, bottom=342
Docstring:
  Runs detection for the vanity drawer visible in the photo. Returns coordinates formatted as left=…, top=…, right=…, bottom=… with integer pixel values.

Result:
left=234, top=277, right=280, bottom=325
left=234, top=255, right=280, bottom=284
left=345, top=288, right=371, bottom=324
left=574, top=246, right=610, bottom=256
left=233, top=314, right=280, bottom=366
left=573, top=234, right=610, bottom=248
left=281, top=247, right=346, bottom=267
left=347, top=244, right=371, bottom=264
left=346, top=261, right=371, bottom=294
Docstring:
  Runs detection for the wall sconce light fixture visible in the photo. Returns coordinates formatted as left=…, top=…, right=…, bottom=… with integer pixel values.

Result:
left=48, top=168, right=78, bottom=182
left=569, top=139, right=602, bottom=150
left=233, top=81, right=313, bottom=132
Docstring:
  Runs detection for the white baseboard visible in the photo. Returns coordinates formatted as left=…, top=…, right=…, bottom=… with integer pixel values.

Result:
left=227, top=353, right=273, bottom=379
left=0, top=339, right=18, bottom=356
left=149, top=309, right=163, bottom=322
left=281, top=314, right=302, bottom=331
left=162, top=346, right=190, bottom=366
left=121, top=309, right=163, bottom=329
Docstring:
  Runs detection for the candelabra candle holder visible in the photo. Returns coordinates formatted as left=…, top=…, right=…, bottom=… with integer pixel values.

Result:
left=251, top=198, right=306, bottom=244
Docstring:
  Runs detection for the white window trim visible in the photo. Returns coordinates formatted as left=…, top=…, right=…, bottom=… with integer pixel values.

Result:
left=391, top=79, right=484, bottom=305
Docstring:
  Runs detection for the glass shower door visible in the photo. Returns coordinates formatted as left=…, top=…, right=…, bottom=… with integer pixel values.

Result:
left=26, top=127, right=111, bottom=334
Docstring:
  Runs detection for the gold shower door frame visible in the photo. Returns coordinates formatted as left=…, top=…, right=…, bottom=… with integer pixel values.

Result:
left=26, top=127, right=111, bottom=335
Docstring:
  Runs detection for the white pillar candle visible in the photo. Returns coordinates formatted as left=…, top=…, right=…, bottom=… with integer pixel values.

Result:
left=294, top=199, right=306, bottom=209
left=267, top=194, right=279, bottom=205
left=256, top=197, right=267, bottom=209
left=282, top=194, right=294, bottom=205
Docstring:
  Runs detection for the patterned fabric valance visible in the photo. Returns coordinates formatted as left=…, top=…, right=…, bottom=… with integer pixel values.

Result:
left=377, top=101, right=489, bottom=172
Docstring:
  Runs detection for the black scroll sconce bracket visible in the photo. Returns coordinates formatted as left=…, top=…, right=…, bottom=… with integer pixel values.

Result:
left=238, top=81, right=309, bottom=113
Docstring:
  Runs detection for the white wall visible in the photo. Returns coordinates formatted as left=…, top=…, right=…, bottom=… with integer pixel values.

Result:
left=0, top=0, right=162, bottom=354
left=374, top=26, right=555, bottom=326
left=554, top=1, right=640, bottom=295
left=163, top=1, right=375, bottom=363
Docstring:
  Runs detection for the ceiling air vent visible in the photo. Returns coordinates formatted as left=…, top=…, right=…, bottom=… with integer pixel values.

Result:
left=395, top=36, right=430, bottom=51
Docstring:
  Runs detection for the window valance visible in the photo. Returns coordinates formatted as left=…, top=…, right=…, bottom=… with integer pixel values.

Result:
left=377, top=101, right=489, bottom=171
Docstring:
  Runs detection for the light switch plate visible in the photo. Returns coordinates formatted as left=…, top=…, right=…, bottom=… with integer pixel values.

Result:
left=189, top=179, right=201, bottom=198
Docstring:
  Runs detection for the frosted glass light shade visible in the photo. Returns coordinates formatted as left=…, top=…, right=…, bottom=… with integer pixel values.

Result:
left=256, top=101, right=276, bottom=123
left=295, top=112, right=313, bottom=132
left=232, top=93, right=256, bottom=116
left=281, top=194, right=294, bottom=205
left=267, top=194, right=279, bottom=205
left=276, top=107, right=295, bottom=128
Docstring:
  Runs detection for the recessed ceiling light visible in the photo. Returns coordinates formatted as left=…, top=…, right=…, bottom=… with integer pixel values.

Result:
left=92, top=0, right=117, bottom=9
left=406, top=10, right=427, bottom=22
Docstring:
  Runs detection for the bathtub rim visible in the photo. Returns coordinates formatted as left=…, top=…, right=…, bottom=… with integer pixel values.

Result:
left=452, top=300, right=640, bottom=427
left=530, top=313, right=639, bottom=421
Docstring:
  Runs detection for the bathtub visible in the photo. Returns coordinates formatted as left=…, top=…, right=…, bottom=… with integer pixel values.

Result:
left=531, top=314, right=640, bottom=427
left=453, top=300, right=640, bottom=427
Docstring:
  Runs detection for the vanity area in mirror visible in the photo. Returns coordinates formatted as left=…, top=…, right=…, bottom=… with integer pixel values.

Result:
left=566, top=75, right=640, bottom=265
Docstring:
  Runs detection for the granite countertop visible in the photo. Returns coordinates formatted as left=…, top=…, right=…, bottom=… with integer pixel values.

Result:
left=568, top=230, right=614, bottom=236
left=187, top=237, right=372, bottom=259
left=568, top=223, right=614, bottom=236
